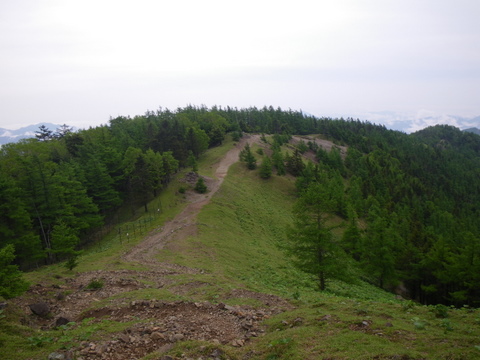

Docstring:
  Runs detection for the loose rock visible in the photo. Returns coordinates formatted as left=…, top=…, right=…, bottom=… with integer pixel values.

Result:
left=29, top=302, right=50, bottom=317
left=48, top=352, right=65, bottom=360
left=151, top=331, right=165, bottom=341
left=55, top=316, right=71, bottom=327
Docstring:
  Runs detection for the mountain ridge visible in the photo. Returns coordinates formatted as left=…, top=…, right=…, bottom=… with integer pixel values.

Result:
left=463, top=127, right=480, bottom=135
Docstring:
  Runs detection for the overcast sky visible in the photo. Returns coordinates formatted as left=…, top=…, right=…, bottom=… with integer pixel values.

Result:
left=1, top=0, right=479, bottom=130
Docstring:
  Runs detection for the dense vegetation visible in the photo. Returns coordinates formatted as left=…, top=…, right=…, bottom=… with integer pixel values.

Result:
left=1, top=105, right=480, bottom=307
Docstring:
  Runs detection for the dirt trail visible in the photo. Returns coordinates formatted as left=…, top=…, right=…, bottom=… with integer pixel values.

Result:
left=122, top=134, right=260, bottom=271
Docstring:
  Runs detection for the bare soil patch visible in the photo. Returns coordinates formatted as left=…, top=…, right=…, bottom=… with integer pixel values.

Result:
left=76, top=300, right=286, bottom=360
left=290, top=135, right=348, bottom=161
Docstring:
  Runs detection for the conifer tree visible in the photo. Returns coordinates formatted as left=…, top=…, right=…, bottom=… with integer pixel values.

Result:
left=50, top=221, right=82, bottom=261
left=187, top=151, right=198, bottom=172
left=35, top=125, right=53, bottom=141
left=259, top=156, right=273, bottom=179
left=0, top=244, right=29, bottom=299
left=361, top=205, right=398, bottom=288
left=342, top=206, right=362, bottom=260
left=271, top=146, right=286, bottom=175
left=285, top=182, right=342, bottom=290
left=240, top=143, right=257, bottom=170
left=286, top=149, right=304, bottom=176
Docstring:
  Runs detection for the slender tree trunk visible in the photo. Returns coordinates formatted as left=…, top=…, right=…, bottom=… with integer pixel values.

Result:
left=319, top=271, right=326, bottom=291
left=32, top=201, right=54, bottom=263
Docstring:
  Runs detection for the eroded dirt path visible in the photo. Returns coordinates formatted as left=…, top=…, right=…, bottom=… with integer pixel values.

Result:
left=122, top=134, right=260, bottom=271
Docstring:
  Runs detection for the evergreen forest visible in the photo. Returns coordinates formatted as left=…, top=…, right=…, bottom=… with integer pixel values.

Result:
left=1, top=105, right=480, bottom=307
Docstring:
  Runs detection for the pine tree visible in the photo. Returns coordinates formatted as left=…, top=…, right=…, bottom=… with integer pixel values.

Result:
left=361, top=205, right=398, bottom=288
left=285, top=183, right=343, bottom=290
left=240, top=143, right=257, bottom=170
left=187, top=151, right=198, bottom=173
left=286, top=149, right=304, bottom=176
left=342, top=206, right=362, bottom=260
left=50, top=221, right=82, bottom=261
left=0, top=244, right=29, bottom=299
left=35, top=125, right=53, bottom=141
left=81, top=155, right=122, bottom=212
left=271, top=146, right=286, bottom=175
left=0, top=172, right=43, bottom=266
left=259, top=156, right=273, bottom=179
left=55, top=124, right=73, bottom=138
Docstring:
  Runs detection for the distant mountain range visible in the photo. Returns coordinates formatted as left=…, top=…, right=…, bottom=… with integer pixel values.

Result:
left=354, top=111, right=480, bottom=133
left=0, top=123, right=64, bottom=145
left=463, top=127, right=480, bottom=135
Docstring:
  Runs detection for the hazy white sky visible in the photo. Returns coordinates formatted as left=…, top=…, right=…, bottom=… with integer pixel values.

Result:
left=1, top=0, right=479, bottom=129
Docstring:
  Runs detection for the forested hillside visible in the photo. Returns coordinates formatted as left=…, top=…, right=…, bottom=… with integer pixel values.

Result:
left=1, top=105, right=480, bottom=307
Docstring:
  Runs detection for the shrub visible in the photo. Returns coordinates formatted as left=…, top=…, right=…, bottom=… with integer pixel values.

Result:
left=411, top=317, right=426, bottom=330
left=194, top=177, right=207, bottom=194
left=64, top=254, right=80, bottom=271
left=86, top=279, right=104, bottom=290
left=232, top=131, right=243, bottom=142
left=431, top=304, right=450, bottom=318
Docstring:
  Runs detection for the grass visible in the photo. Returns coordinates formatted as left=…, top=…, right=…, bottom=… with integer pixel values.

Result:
left=157, top=160, right=302, bottom=296
left=6, top=135, right=480, bottom=360
left=231, top=300, right=480, bottom=360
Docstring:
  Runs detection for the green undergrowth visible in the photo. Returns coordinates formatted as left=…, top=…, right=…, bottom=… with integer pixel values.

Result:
left=237, top=299, right=480, bottom=360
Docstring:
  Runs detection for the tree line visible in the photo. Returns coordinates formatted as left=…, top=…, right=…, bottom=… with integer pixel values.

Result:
left=1, top=105, right=480, bottom=306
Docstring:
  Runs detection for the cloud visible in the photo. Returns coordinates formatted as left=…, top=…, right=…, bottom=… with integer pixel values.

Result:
left=407, top=111, right=463, bottom=133
left=0, top=1, right=479, bottom=129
